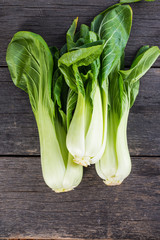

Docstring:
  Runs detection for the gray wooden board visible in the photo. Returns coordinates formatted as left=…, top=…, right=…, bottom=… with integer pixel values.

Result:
left=0, top=68, right=160, bottom=156
left=0, top=0, right=160, bottom=67
left=0, top=157, right=160, bottom=239
left=0, top=0, right=160, bottom=239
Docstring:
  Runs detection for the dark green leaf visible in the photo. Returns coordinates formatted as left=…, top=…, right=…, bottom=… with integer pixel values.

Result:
left=58, top=44, right=103, bottom=95
left=126, top=46, right=150, bottom=108
left=91, top=4, right=120, bottom=33
left=50, top=48, right=68, bottom=121
left=70, top=40, right=104, bottom=51
left=121, top=46, right=160, bottom=108
left=66, top=89, right=78, bottom=130
left=6, top=31, right=54, bottom=114
left=80, top=24, right=90, bottom=40
left=53, top=74, right=67, bottom=125
left=131, top=45, right=149, bottom=68
left=109, top=64, right=126, bottom=118
left=129, top=80, right=140, bottom=108
left=80, top=70, right=93, bottom=83
left=120, top=46, right=160, bottom=85
left=99, top=5, right=132, bottom=84
left=59, top=44, right=103, bottom=67
left=50, top=46, right=59, bottom=71
left=66, top=17, right=78, bottom=51
left=87, top=31, right=101, bottom=106
left=60, top=44, right=67, bottom=56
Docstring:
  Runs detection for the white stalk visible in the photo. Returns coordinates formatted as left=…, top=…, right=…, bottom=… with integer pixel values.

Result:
left=96, top=108, right=131, bottom=185
left=96, top=110, right=117, bottom=184
left=67, top=85, right=104, bottom=167
left=91, top=88, right=108, bottom=164
left=85, top=85, right=103, bottom=160
left=115, top=109, right=131, bottom=184
left=62, top=153, right=83, bottom=192
left=66, top=92, right=86, bottom=163
left=37, top=105, right=83, bottom=193
left=36, top=106, right=65, bottom=192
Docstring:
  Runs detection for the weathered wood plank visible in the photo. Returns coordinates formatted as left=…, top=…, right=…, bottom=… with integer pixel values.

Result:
left=0, top=157, right=160, bottom=239
left=1, top=111, right=160, bottom=156
left=0, top=1, right=160, bottom=239
left=0, top=68, right=160, bottom=156
left=1, top=68, right=160, bottom=110
left=0, top=0, right=160, bottom=66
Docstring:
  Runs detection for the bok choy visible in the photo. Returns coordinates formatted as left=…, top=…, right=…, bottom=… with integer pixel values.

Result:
left=6, top=31, right=83, bottom=192
left=6, top=0, right=160, bottom=191
left=91, top=4, right=133, bottom=167
left=59, top=21, right=105, bottom=167
left=91, top=3, right=160, bottom=185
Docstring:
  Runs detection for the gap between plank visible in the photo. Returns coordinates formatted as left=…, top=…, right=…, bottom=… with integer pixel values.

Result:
left=0, top=154, right=159, bottom=158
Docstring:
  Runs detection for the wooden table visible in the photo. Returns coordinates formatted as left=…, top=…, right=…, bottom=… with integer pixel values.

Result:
left=0, top=0, right=160, bottom=239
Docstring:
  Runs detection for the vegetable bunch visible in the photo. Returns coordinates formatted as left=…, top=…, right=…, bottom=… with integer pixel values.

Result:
left=6, top=0, right=160, bottom=192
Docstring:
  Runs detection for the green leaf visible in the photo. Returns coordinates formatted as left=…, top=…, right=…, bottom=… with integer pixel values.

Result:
left=91, top=4, right=120, bottom=34
left=66, top=17, right=78, bottom=51
left=120, top=46, right=160, bottom=85
left=53, top=74, right=67, bottom=126
left=6, top=31, right=54, bottom=115
left=129, top=45, right=154, bottom=108
left=109, top=66, right=126, bottom=118
left=66, top=20, right=91, bottom=52
left=50, top=47, right=68, bottom=124
left=60, top=43, right=67, bottom=56
left=129, top=80, right=140, bottom=108
left=99, top=5, right=132, bottom=84
left=87, top=31, right=101, bottom=106
left=58, top=63, right=77, bottom=93
left=131, top=45, right=150, bottom=68
left=70, top=39, right=104, bottom=51
left=80, top=24, right=90, bottom=40
left=87, top=58, right=100, bottom=106
left=50, top=46, right=59, bottom=71
left=53, top=70, right=62, bottom=107
left=66, top=89, right=78, bottom=130
left=6, top=31, right=83, bottom=193
left=80, top=70, right=93, bottom=83
left=73, top=24, right=90, bottom=49
left=6, top=31, right=66, bottom=191
left=127, top=46, right=149, bottom=108
left=59, top=44, right=103, bottom=67
left=72, top=65, right=85, bottom=96
left=121, top=46, right=160, bottom=108
left=120, top=52, right=125, bottom=70
left=58, top=44, right=103, bottom=95
left=50, top=46, right=60, bottom=102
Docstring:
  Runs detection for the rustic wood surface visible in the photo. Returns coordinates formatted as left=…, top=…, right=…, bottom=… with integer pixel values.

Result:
left=0, top=157, right=160, bottom=239
left=0, top=68, right=160, bottom=156
left=0, top=0, right=160, bottom=239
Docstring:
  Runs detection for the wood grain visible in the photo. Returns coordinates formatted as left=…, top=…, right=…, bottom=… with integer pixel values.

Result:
left=0, top=68, right=160, bottom=156
left=0, top=0, right=160, bottom=239
left=0, top=0, right=160, bottom=67
left=0, top=157, right=160, bottom=239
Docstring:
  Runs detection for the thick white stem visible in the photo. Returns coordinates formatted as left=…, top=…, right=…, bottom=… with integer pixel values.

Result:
left=85, top=85, right=104, bottom=160
left=96, top=108, right=131, bottom=185
left=66, top=92, right=85, bottom=160
left=36, top=106, right=65, bottom=192
left=92, top=88, right=108, bottom=164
